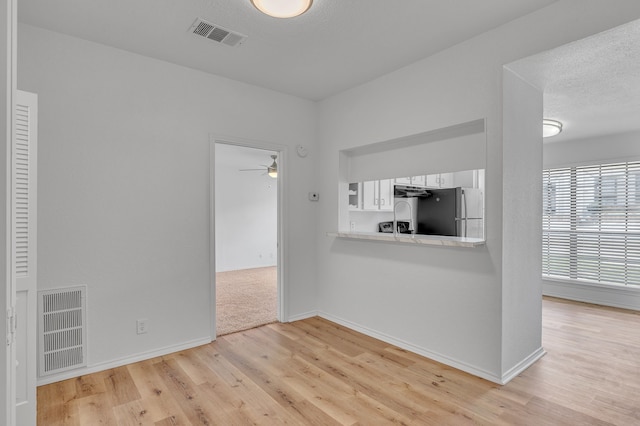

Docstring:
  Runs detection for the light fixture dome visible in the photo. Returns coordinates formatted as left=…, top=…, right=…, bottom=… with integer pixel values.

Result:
left=543, top=119, right=563, bottom=138
left=251, top=0, right=313, bottom=18
left=267, top=155, right=278, bottom=178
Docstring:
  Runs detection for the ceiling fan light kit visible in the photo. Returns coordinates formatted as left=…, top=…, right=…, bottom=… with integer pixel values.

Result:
left=239, top=154, right=278, bottom=179
left=251, top=0, right=313, bottom=18
left=268, top=154, right=278, bottom=178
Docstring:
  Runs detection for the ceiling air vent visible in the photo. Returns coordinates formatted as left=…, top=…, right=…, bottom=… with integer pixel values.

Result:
left=189, top=18, right=247, bottom=48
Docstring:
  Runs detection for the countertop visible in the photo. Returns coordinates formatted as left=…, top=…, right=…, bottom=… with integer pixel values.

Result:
left=326, top=231, right=485, bottom=248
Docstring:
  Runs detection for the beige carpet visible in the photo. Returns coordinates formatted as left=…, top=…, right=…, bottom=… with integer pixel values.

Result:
left=216, top=266, right=277, bottom=336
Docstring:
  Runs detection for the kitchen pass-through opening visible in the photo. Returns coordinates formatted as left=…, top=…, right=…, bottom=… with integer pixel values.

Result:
left=213, top=142, right=280, bottom=336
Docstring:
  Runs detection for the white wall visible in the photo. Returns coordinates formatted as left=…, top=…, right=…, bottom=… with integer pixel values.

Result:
left=346, top=124, right=486, bottom=182
left=17, top=24, right=318, bottom=382
left=214, top=143, right=277, bottom=272
left=543, top=130, right=640, bottom=310
left=501, top=69, right=544, bottom=377
left=316, top=0, right=640, bottom=383
left=544, top=130, right=640, bottom=167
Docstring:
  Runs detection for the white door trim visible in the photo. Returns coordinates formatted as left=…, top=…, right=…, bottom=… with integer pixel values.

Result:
left=208, top=134, right=288, bottom=340
left=2, top=0, right=18, bottom=424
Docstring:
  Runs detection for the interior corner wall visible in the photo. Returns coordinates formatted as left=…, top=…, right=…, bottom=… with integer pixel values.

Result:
left=316, top=0, right=640, bottom=383
left=17, top=23, right=318, bottom=380
left=501, top=68, right=543, bottom=378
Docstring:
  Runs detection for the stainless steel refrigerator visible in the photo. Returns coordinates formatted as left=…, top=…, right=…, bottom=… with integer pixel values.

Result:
left=416, top=187, right=483, bottom=238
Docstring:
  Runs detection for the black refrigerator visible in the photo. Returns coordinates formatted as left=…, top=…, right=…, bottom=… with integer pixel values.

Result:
left=416, top=187, right=483, bottom=238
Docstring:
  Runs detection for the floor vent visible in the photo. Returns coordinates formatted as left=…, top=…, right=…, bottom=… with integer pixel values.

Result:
left=38, top=286, right=87, bottom=376
left=189, top=17, right=247, bottom=47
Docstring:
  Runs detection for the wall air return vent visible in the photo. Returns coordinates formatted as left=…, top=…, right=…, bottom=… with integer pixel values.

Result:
left=38, top=286, right=87, bottom=376
left=189, top=18, right=247, bottom=47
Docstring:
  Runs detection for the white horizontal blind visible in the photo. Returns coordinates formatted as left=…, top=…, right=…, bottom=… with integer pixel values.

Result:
left=542, top=161, right=640, bottom=286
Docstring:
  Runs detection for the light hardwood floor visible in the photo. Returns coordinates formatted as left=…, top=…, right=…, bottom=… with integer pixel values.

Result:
left=37, top=297, right=640, bottom=425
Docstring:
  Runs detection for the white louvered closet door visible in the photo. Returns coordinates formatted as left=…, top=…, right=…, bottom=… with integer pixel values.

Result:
left=14, top=90, right=37, bottom=426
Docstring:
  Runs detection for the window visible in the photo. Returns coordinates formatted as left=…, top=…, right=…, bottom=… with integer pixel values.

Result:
left=542, top=161, right=640, bottom=287
left=542, top=181, right=556, bottom=214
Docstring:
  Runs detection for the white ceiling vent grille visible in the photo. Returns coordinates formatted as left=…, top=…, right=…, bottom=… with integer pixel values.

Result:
left=190, top=18, right=247, bottom=47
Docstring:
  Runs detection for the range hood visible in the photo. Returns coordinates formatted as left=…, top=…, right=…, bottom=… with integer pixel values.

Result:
left=394, top=185, right=431, bottom=198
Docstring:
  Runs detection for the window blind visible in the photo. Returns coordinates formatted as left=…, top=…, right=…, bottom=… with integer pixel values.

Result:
left=542, top=161, right=640, bottom=286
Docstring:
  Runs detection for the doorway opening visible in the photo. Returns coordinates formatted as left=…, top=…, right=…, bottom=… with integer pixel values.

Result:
left=505, top=18, right=640, bottom=310
left=212, top=141, right=282, bottom=337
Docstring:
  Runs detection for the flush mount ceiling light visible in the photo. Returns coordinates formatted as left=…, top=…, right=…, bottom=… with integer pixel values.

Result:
left=543, top=119, right=563, bottom=138
left=251, top=0, right=313, bottom=18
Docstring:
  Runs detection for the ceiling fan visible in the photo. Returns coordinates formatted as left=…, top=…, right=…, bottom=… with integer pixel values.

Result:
left=239, top=154, right=278, bottom=178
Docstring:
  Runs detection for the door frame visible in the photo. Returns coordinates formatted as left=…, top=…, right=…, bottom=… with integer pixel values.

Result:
left=208, top=134, right=287, bottom=340
left=2, top=0, right=17, bottom=424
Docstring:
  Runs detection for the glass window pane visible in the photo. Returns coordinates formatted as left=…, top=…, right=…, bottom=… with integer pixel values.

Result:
left=542, top=160, right=640, bottom=287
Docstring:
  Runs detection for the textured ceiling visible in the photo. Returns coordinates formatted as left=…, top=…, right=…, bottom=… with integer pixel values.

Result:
left=18, top=0, right=559, bottom=101
left=508, top=19, right=640, bottom=143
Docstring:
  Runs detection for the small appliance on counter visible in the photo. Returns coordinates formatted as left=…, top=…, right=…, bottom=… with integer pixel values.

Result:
left=378, top=221, right=411, bottom=234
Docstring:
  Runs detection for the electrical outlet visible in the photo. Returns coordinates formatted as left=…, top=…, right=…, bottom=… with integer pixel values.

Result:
left=136, top=319, right=148, bottom=335
left=350, top=221, right=356, bottom=231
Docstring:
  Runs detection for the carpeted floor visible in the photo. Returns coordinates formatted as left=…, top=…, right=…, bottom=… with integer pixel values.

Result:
left=215, top=266, right=278, bottom=336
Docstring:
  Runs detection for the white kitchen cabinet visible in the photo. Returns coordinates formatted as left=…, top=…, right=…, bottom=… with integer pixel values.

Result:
left=362, top=179, right=394, bottom=211
left=426, top=173, right=453, bottom=188
left=396, top=175, right=426, bottom=186
left=362, top=181, right=377, bottom=210
left=450, top=169, right=484, bottom=188
left=450, top=170, right=474, bottom=188
left=439, top=172, right=452, bottom=187
left=379, top=179, right=393, bottom=210
left=411, top=175, right=426, bottom=186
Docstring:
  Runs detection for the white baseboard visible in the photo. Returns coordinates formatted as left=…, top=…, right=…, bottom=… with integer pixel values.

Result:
left=500, top=347, right=546, bottom=384
left=37, top=336, right=212, bottom=386
left=286, top=310, right=318, bottom=322
left=543, top=279, right=640, bottom=311
left=38, top=312, right=549, bottom=387
left=317, top=311, right=505, bottom=384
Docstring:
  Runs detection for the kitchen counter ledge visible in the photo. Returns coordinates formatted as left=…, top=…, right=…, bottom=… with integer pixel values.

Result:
left=327, top=231, right=485, bottom=248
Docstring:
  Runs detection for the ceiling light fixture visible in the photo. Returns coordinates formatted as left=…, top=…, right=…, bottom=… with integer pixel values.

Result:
left=267, top=155, right=278, bottom=178
left=543, top=119, right=563, bottom=138
left=251, top=0, right=313, bottom=18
